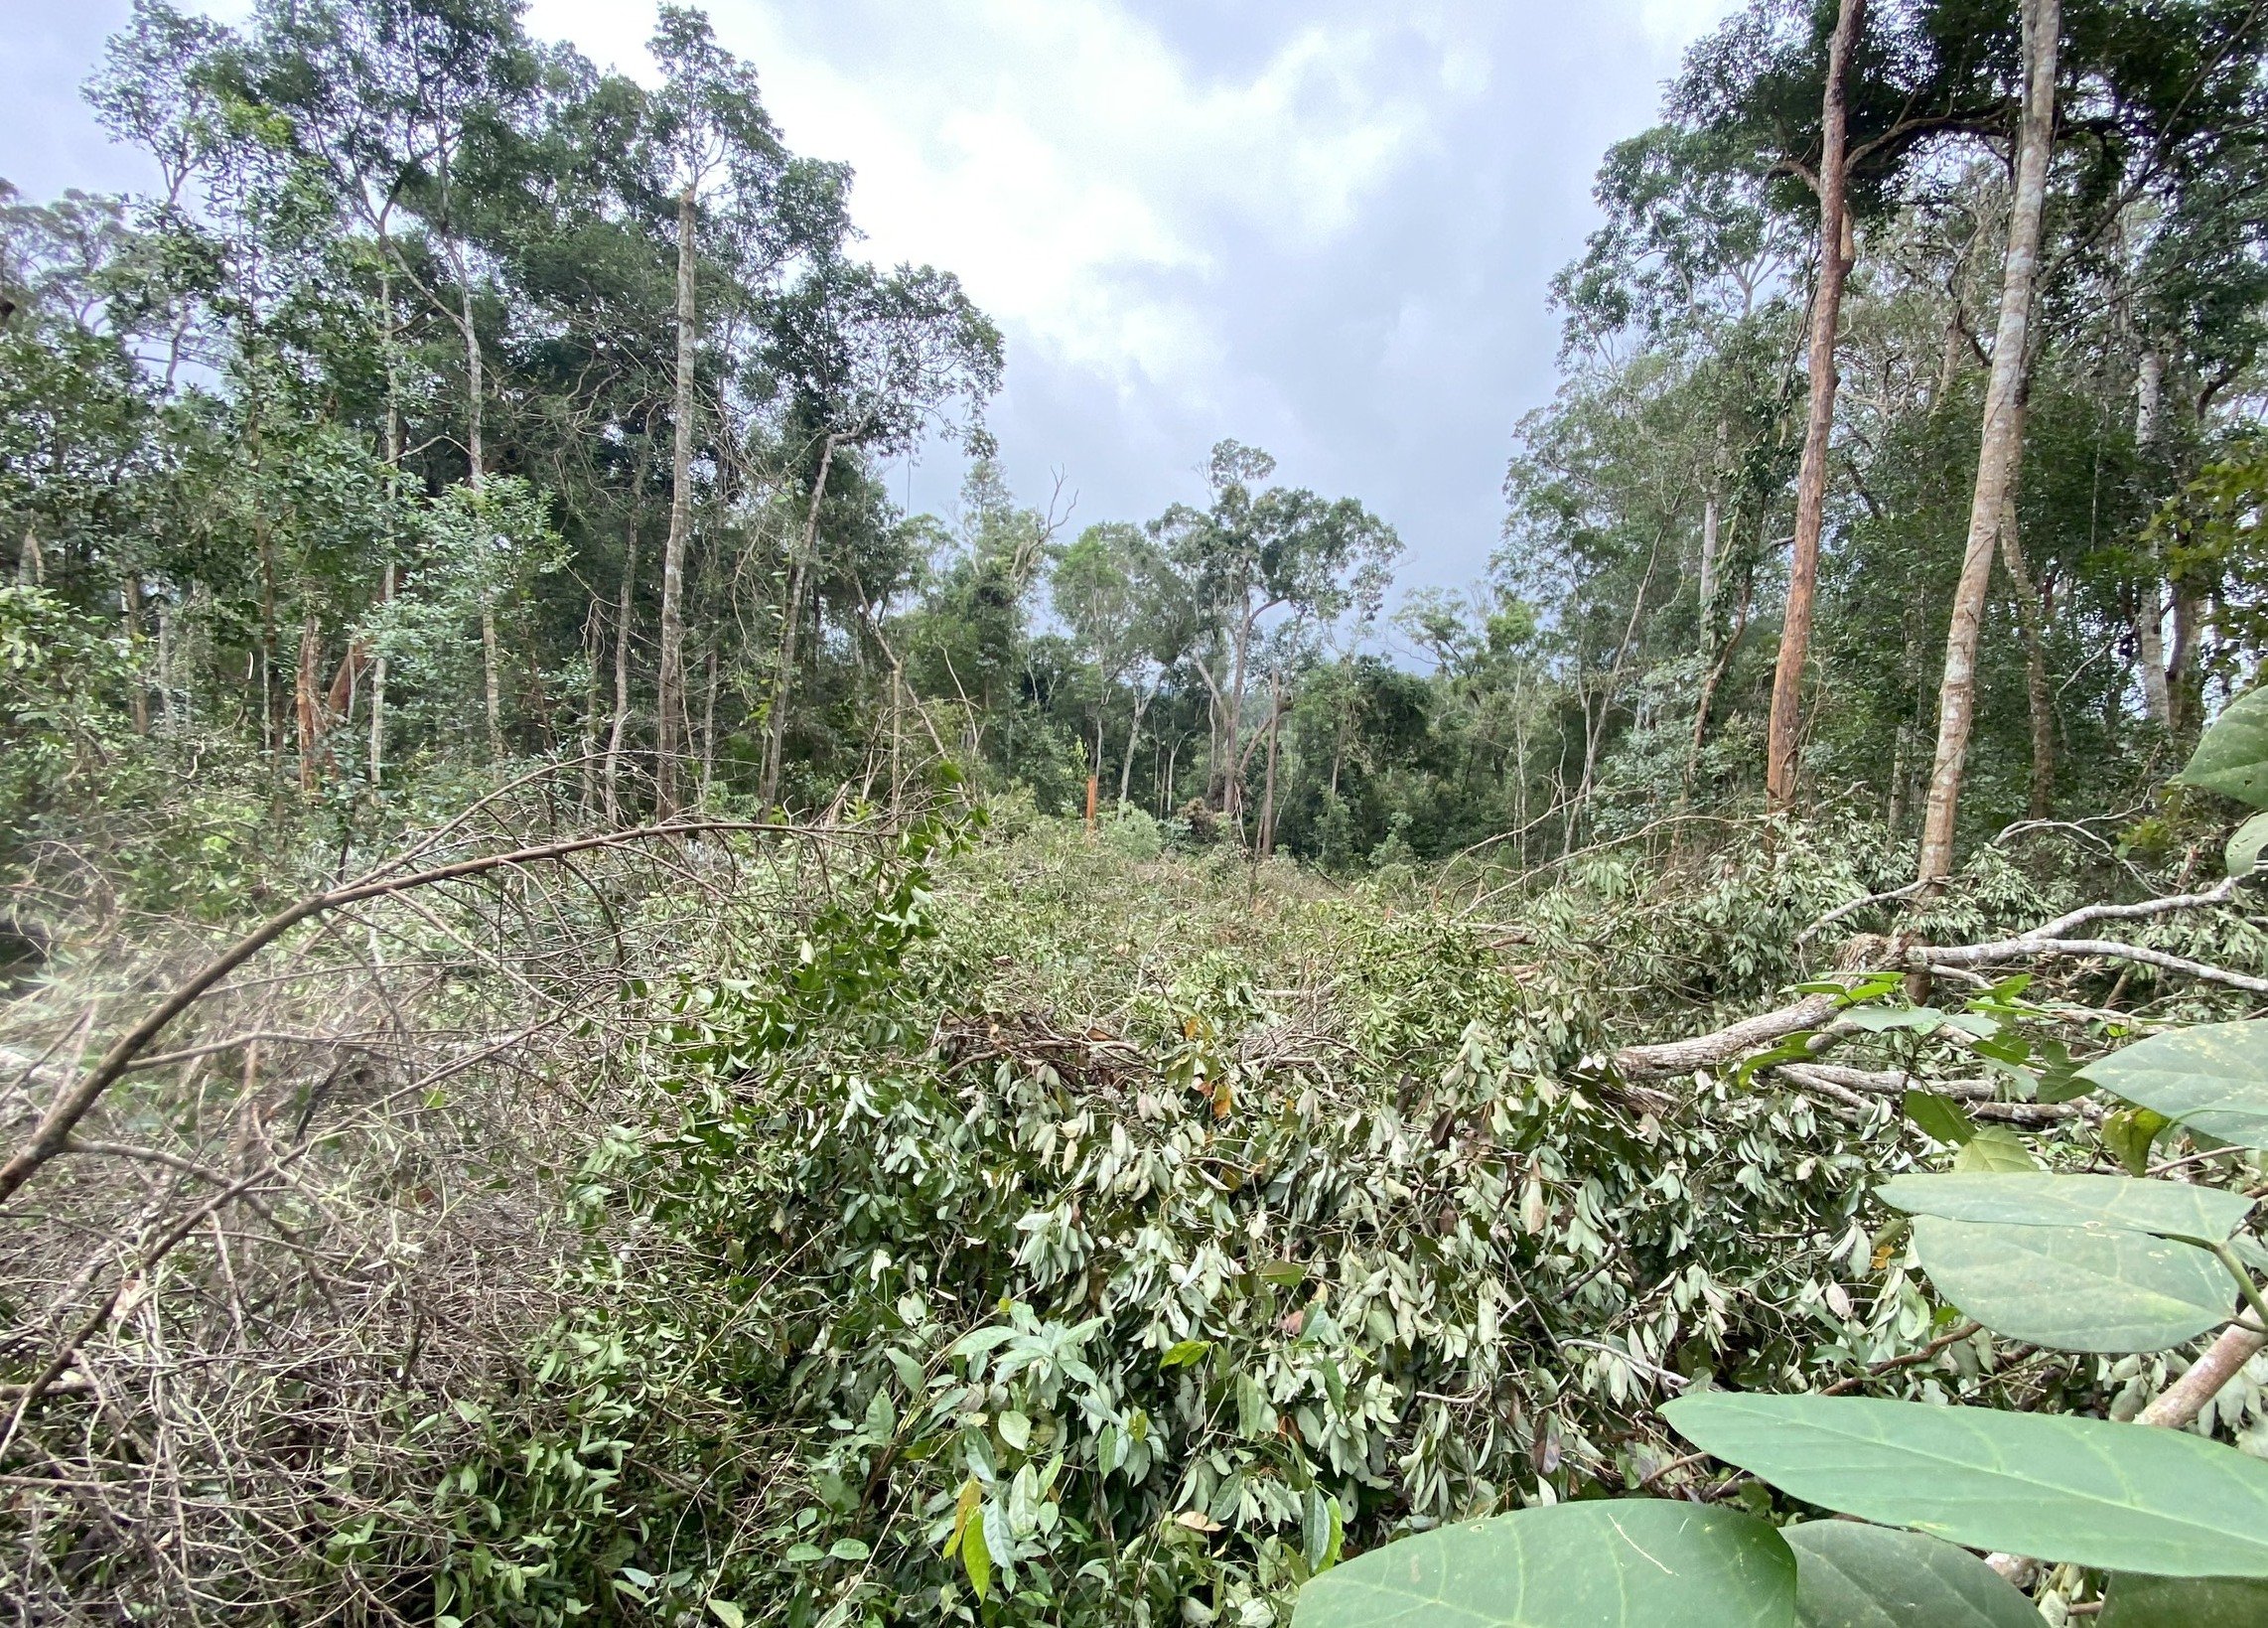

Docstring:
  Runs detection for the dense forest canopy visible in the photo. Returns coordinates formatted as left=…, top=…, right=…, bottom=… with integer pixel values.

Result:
left=14, top=0, right=2268, bottom=1624
left=3, top=0, right=2266, bottom=869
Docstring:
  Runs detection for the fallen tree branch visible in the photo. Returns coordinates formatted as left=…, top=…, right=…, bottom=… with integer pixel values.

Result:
left=1913, top=936, right=2268, bottom=993
left=1611, top=993, right=1841, bottom=1082
left=0, top=816, right=836, bottom=1208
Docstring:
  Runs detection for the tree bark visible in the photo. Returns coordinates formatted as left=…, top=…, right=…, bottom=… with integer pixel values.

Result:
left=760, top=433, right=837, bottom=810
left=1998, top=490, right=2055, bottom=819
left=655, top=183, right=699, bottom=815
left=481, top=596, right=503, bottom=762
left=699, top=644, right=720, bottom=808
left=1765, top=0, right=1866, bottom=811
left=1259, top=669, right=1284, bottom=859
left=605, top=524, right=638, bottom=825
left=1915, top=0, right=2058, bottom=885
left=2132, top=350, right=2173, bottom=726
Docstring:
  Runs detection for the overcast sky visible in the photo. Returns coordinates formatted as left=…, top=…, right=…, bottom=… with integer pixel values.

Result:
left=4, top=0, right=1741, bottom=596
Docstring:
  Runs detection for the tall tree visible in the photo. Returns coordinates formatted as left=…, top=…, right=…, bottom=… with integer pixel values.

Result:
left=1916, top=0, right=2060, bottom=884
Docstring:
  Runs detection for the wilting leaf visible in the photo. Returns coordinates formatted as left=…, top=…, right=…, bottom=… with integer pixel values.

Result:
left=2103, top=1107, right=2176, bottom=1177
left=1910, top=1216, right=2233, bottom=1352
left=1782, top=1521, right=2035, bottom=1628
left=2083, top=1021, right=2268, bottom=1148
left=1664, top=1394, right=2268, bottom=1576
left=1877, top=1173, right=2254, bottom=1241
left=1291, top=1500, right=1795, bottom=1628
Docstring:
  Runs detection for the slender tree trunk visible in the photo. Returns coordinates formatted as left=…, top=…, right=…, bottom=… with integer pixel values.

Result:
left=699, top=645, right=719, bottom=807
left=121, top=577, right=149, bottom=735
left=1915, top=0, right=2058, bottom=884
left=372, top=272, right=399, bottom=789
left=1998, top=488, right=2055, bottom=818
left=2130, top=349, right=2174, bottom=726
left=760, top=434, right=837, bottom=809
left=481, top=596, right=503, bottom=762
left=655, top=183, right=699, bottom=815
left=1696, top=484, right=1721, bottom=640
left=1766, top=0, right=1865, bottom=811
left=605, top=524, right=638, bottom=824
left=1119, top=686, right=1152, bottom=806
left=1258, top=670, right=1284, bottom=859
left=295, top=608, right=322, bottom=793
left=581, top=599, right=602, bottom=814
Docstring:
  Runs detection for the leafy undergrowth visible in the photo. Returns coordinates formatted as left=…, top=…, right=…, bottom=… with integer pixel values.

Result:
left=420, top=815, right=2268, bottom=1628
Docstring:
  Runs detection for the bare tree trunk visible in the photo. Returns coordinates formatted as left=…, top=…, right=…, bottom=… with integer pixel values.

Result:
left=1766, top=0, right=1865, bottom=811
left=699, top=645, right=719, bottom=807
left=581, top=599, right=602, bottom=813
left=605, top=525, right=638, bottom=824
left=481, top=596, right=503, bottom=762
left=122, top=577, right=149, bottom=736
left=1915, top=0, right=2058, bottom=885
left=372, top=271, right=399, bottom=790
left=1119, top=684, right=1153, bottom=806
left=1697, top=490, right=1721, bottom=641
left=760, top=433, right=838, bottom=810
left=655, top=184, right=699, bottom=816
left=2129, top=349, right=2175, bottom=727
left=1998, top=489, right=2055, bottom=818
left=294, top=609, right=321, bottom=793
left=1259, top=670, right=1284, bottom=859
left=369, top=564, right=393, bottom=787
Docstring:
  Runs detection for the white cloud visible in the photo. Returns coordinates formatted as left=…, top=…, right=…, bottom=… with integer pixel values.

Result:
left=529, top=0, right=1479, bottom=398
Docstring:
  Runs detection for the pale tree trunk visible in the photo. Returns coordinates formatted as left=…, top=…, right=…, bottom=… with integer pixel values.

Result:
left=122, top=577, right=148, bottom=735
left=699, top=645, right=719, bottom=807
left=2130, top=350, right=2174, bottom=726
left=1697, top=489, right=1721, bottom=643
left=372, top=271, right=400, bottom=789
left=369, top=563, right=393, bottom=787
left=1915, top=0, right=2058, bottom=884
left=1259, top=669, right=1284, bottom=859
left=1119, top=682, right=1154, bottom=806
left=1766, top=0, right=1866, bottom=810
left=655, top=183, right=699, bottom=815
left=605, top=525, right=638, bottom=824
left=481, top=597, right=503, bottom=762
left=761, top=434, right=838, bottom=810
left=1997, top=484, right=2055, bottom=818
left=581, top=600, right=602, bottom=814
left=295, top=608, right=322, bottom=793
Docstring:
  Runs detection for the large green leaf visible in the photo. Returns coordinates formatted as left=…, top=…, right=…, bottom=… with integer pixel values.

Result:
left=1878, top=1173, right=2255, bottom=1241
left=1910, top=1217, right=2232, bottom=1352
left=1290, top=1500, right=1795, bottom=1628
left=1950, top=1127, right=2039, bottom=1172
left=1662, top=1394, right=2268, bottom=1577
left=2180, top=686, right=2268, bottom=807
left=2083, top=1021, right=2268, bottom=1148
left=2227, top=812, right=2268, bottom=880
left=1782, top=1522, right=2035, bottom=1628
left=2100, top=1574, right=2268, bottom=1626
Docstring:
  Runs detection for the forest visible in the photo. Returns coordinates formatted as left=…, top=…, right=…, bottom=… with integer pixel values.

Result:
left=9, top=0, right=2268, bottom=1622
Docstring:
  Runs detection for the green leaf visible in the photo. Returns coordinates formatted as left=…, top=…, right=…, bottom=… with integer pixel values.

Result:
left=961, top=1503, right=992, bottom=1601
left=1782, top=1521, right=2036, bottom=1628
left=1291, top=1500, right=1795, bottom=1628
left=1663, top=1394, right=2268, bottom=1576
left=1877, top=1173, right=2255, bottom=1241
left=2083, top=1021, right=2268, bottom=1148
left=2226, top=812, right=2268, bottom=879
left=1910, top=1216, right=2234, bottom=1352
left=1160, top=1339, right=1212, bottom=1369
left=2100, top=1574, right=2268, bottom=1626
left=1903, top=1092, right=1976, bottom=1146
left=1847, top=1008, right=1996, bottom=1037
left=2179, top=685, right=2268, bottom=807
left=827, top=1538, right=870, bottom=1561
left=707, top=1602, right=746, bottom=1628
left=996, top=1408, right=1032, bottom=1450
left=2105, top=1107, right=2177, bottom=1177
left=1950, top=1127, right=2037, bottom=1172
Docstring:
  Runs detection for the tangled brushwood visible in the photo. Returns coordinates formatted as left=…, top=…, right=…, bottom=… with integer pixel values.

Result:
left=11, top=783, right=2268, bottom=1624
